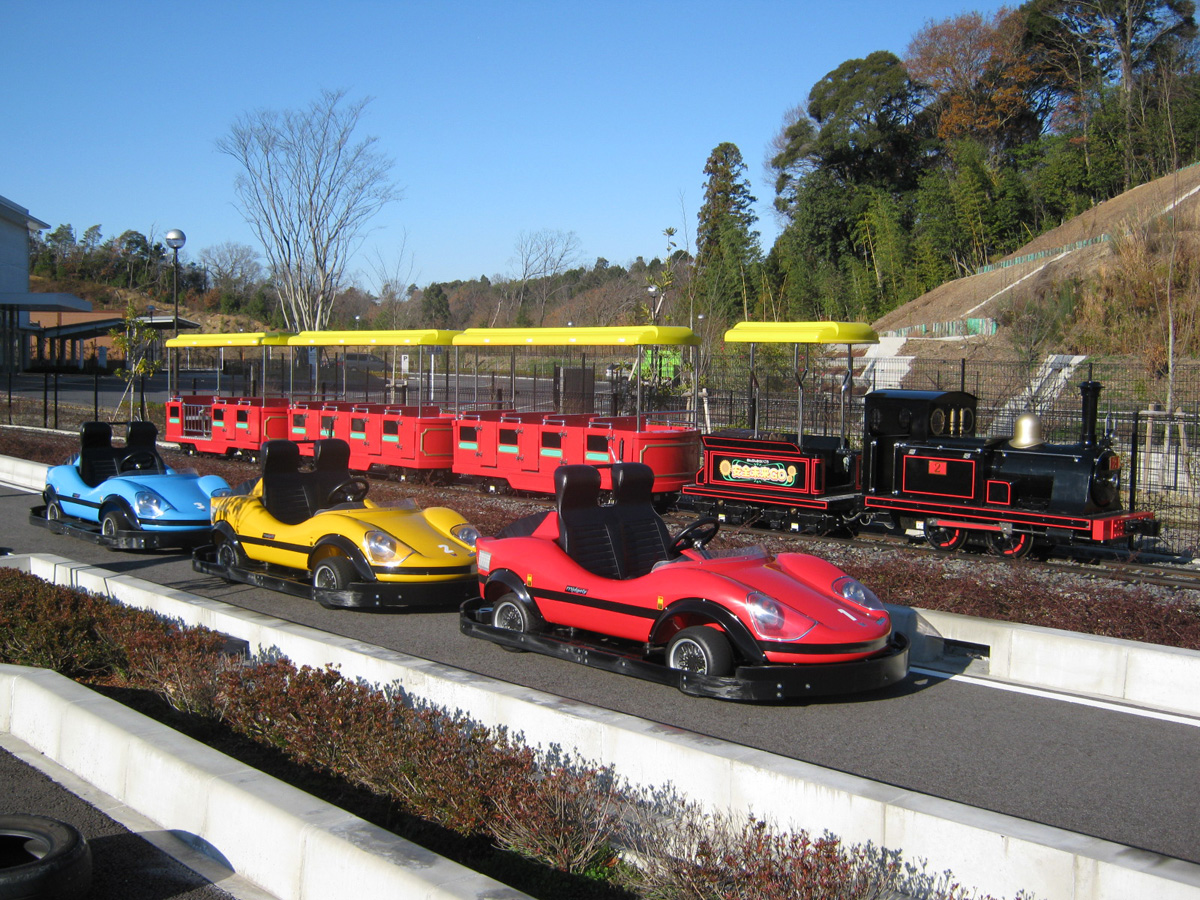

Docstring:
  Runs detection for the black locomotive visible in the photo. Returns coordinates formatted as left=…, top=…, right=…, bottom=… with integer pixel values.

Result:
left=683, top=381, right=1158, bottom=558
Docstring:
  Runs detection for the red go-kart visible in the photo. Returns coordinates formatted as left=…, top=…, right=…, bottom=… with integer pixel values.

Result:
left=460, top=463, right=909, bottom=700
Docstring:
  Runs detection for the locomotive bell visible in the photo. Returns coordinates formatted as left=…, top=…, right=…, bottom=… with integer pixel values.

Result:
left=1011, top=413, right=1043, bottom=448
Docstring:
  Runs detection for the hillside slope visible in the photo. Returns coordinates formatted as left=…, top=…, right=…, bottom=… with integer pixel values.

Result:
left=871, top=164, right=1200, bottom=353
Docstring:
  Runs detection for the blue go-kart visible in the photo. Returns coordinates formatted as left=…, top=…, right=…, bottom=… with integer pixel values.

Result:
left=31, top=421, right=230, bottom=550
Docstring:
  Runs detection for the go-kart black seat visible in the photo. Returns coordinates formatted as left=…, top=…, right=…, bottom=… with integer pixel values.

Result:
left=555, top=464, right=622, bottom=579
left=260, top=440, right=313, bottom=525
left=125, top=421, right=166, bottom=473
left=313, top=439, right=356, bottom=509
left=79, top=421, right=118, bottom=487
left=612, top=462, right=673, bottom=578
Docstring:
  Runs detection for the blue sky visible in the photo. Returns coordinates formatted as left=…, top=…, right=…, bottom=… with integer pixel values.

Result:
left=4, top=0, right=1007, bottom=291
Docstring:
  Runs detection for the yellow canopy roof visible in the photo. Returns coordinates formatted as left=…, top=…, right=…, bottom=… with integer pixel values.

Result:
left=286, top=329, right=460, bottom=347
left=452, top=326, right=700, bottom=347
left=722, top=321, right=879, bottom=345
left=165, top=332, right=294, bottom=348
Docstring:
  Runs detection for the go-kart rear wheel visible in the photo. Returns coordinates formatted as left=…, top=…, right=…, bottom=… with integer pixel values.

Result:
left=312, top=555, right=357, bottom=591
left=667, top=626, right=734, bottom=677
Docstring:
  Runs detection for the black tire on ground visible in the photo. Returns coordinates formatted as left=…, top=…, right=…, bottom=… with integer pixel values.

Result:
left=215, top=537, right=247, bottom=571
left=312, top=555, right=357, bottom=591
left=0, top=814, right=92, bottom=900
left=666, top=626, right=735, bottom=677
left=492, top=594, right=540, bottom=651
left=44, top=490, right=63, bottom=523
left=492, top=594, right=538, bottom=633
left=100, top=507, right=134, bottom=547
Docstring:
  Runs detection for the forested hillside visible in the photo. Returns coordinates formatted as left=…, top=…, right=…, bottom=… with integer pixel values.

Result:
left=27, top=1, right=1200, bottom=354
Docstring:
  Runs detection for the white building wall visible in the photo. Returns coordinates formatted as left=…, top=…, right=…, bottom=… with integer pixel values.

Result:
left=0, top=195, right=37, bottom=294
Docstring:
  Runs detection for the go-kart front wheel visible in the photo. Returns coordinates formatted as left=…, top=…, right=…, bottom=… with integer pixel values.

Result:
left=667, top=626, right=734, bottom=677
left=492, top=594, right=541, bottom=651
left=215, top=538, right=247, bottom=571
left=312, top=555, right=357, bottom=591
left=101, top=508, right=134, bottom=548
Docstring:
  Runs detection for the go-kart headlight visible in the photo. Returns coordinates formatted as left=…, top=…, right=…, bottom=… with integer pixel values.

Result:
left=450, top=523, right=480, bottom=548
left=745, top=591, right=816, bottom=642
left=134, top=491, right=173, bottom=518
left=210, top=487, right=232, bottom=499
left=363, top=530, right=414, bottom=565
left=833, top=576, right=883, bottom=610
left=833, top=576, right=888, bottom=625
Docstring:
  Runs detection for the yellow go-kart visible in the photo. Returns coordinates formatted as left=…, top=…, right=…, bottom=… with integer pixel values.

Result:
left=193, top=438, right=479, bottom=609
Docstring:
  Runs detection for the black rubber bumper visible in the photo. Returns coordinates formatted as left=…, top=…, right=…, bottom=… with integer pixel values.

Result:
left=29, top=506, right=209, bottom=551
left=192, top=544, right=477, bottom=610
left=460, top=596, right=910, bottom=701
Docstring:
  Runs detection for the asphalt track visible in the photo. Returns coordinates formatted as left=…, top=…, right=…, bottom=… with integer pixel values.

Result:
left=1, top=485, right=1197, bottom=866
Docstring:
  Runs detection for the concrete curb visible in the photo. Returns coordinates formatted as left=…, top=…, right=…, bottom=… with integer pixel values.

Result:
left=0, top=662, right=530, bottom=900
left=7, top=552, right=1199, bottom=900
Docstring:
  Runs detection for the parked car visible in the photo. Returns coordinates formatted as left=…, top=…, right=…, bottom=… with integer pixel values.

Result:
left=343, top=352, right=388, bottom=377
left=32, top=421, right=230, bottom=550
left=461, top=462, right=909, bottom=700
left=194, top=438, right=478, bottom=608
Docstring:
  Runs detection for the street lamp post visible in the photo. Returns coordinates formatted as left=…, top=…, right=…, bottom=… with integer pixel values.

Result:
left=165, top=230, right=186, bottom=397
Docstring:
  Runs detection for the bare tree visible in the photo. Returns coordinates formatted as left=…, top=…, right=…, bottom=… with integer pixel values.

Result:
left=197, top=241, right=263, bottom=296
left=499, top=229, right=581, bottom=326
left=367, top=239, right=417, bottom=330
left=217, top=89, right=400, bottom=331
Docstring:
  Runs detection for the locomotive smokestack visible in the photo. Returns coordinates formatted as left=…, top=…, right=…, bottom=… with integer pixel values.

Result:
left=1080, top=381, right=1102, bottom=448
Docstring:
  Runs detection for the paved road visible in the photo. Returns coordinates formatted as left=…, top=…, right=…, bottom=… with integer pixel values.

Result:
left=1, top=484, right=1197, bottom=865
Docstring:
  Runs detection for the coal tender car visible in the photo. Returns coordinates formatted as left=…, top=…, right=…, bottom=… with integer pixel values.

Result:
left=461, top=462, right=909, bottom=700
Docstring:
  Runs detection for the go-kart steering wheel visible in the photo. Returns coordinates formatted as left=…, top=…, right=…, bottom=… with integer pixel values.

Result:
left=671, top=516, right=719, bottom=554
left=119, top=451, right=158, bottom=472
left=325, top=476, right=370, bottom=505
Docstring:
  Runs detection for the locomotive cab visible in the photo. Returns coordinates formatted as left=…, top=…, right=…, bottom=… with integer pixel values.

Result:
left=862, top=390, right=979, bottom=499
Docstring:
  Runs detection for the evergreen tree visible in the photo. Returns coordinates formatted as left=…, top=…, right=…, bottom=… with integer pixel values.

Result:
left=694, top=143, right=762, bottom=322
left=420, top=282, right=452, bottom=328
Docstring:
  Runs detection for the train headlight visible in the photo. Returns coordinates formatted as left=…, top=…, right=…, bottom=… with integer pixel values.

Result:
left=746, top=591, right=816, bottom=641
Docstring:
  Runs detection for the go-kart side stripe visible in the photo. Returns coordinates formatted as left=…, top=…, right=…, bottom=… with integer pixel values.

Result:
left=530, top=586, right=890, bottom=655
left=237, top=533, right=474, bottom=576
left=529, top=586, right=660, bottom=619
left=59, top=496, right=208, bottom=528
left=135, top=516, right=211, bottom=528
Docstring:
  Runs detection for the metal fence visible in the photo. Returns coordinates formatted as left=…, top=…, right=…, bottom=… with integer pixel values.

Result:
left=21, top=344, right=1200, bottom=553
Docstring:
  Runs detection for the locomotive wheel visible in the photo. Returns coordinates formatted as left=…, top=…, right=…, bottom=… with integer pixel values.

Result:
left=986, top=530, right=1034, bottom=559
left=924, top=522, right=966, bottom=553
